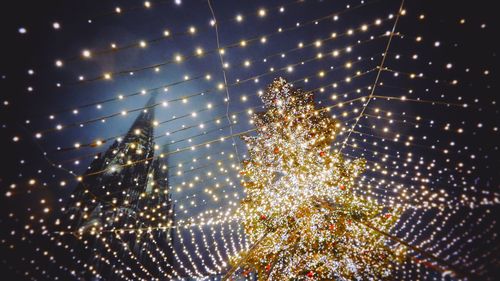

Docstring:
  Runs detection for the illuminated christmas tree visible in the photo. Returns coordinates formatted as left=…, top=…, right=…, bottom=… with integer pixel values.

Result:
left=230, top=78, right=406, bottom=280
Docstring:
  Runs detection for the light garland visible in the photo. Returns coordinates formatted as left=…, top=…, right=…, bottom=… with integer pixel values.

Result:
left=2, top=0, right=498, bottom=280
left=228, top=78, right=405, bottom=280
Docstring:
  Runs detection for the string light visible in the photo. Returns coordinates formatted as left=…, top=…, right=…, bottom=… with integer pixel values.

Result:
left=82, top=49, right=91, bottom=58
left=3, top=1, right=497, bottom=280
left=229, top=78, right=404, bottom=279
left=258, top=8, right=266, bottom=17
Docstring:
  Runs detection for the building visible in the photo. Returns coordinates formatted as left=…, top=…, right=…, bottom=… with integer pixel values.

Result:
left=62, top=93, right=176, bottom=280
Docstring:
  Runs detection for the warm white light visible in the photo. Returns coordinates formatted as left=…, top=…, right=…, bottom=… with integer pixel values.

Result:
left=82, top=49, right=91, bottom=58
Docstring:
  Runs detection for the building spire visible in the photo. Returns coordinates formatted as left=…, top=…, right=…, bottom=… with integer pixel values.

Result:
left=124, top=91, right=158, bottom=142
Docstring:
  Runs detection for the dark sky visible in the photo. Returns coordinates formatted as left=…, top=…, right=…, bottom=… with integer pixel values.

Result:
left=0, top=0, right=499, bottom=280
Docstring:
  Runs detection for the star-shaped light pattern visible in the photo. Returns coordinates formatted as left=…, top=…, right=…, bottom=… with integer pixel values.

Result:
left=0, top=0, right=498, bottom=280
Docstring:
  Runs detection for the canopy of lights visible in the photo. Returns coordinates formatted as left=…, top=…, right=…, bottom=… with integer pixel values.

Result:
left=0, top=0, right=498, bottom=280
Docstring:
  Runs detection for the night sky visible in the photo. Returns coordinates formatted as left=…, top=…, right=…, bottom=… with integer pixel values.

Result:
left=1, top=0, right=499, bottom=280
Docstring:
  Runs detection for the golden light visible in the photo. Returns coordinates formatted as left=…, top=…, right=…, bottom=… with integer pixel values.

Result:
left=82, top=49, right=92, bottom=58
